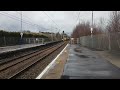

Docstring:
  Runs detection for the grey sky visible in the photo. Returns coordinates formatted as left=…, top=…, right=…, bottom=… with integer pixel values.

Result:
left=0, top=11, right=111, bottom=35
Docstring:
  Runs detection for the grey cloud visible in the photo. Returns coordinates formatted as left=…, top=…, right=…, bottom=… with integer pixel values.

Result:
left=0, top=11, right=110, bottom=34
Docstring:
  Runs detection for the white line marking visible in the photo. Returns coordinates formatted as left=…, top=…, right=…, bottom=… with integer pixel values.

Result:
left=0, top=44, right=44, bottom=54
left=36, top=44, right=69, bottom=79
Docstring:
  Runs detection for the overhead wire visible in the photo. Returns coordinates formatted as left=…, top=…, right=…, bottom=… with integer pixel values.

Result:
left=15, top=11, right=51, bottom=31
left=0, top=11, right=68, bottom=33
left=42, top=11, right=61, bottom=32
left=75, top=11, right=80, bottom=27
left=0, top=12, right=49, bottom=32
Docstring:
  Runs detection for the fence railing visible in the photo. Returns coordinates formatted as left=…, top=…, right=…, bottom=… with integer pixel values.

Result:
left=0, top=37, right=50, bottom=47
left=80, top=32, right=120, bottom=51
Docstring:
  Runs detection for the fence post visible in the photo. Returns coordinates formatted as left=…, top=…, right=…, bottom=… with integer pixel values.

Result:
left=3, top=36, right=6, bottom=46
left=42, top=38, right=44, bottom=44
left=117, top=40, right=120, bottom=48
left=108, top=33, right=111, bottom=50
left=77, top=38, right=79, bottom=44
left=91, top=34, right=93, bottom=48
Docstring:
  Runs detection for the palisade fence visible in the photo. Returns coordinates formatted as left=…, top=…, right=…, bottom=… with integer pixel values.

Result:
left=80, top=32, right=120, bottom=51
left=0, top=37, right=50, bottom=47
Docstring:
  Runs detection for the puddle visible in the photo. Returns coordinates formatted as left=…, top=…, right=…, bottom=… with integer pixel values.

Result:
left=69, top=54, right=75, bottom=56
left=92, top=57, right=96, bottom=59
left=75, top=54, right=89, bottom=58
left=74, top=48, right=82, bottom=53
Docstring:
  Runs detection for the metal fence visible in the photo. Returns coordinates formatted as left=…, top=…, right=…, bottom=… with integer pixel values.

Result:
left=80, top=32, right=120, bottom=51
left=0, top=37, right=49, bottom=47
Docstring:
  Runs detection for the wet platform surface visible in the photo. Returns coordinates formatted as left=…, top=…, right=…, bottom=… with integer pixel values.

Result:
left=61, top=44, right=120, bottom=79
left=0, top=44, right=44, bottom=54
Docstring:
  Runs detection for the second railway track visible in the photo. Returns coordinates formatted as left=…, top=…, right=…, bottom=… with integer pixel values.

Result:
left=0, top=41, right=68, bottom=79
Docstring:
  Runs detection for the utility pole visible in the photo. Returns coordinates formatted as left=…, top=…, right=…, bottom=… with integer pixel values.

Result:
left=116, top=11, right=118, bottom=31
left=115, top=11, right=120, bottom=49
left=91, top=11, right=93, bottom=48
left=21, top=11, right=22, bottom=34
left=79, top=13, right=80, bottom=24
left=20, top=11, right=23, bottom=45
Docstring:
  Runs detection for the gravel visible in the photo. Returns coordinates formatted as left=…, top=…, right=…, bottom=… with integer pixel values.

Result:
left=12, top=42, right=68, bottom=79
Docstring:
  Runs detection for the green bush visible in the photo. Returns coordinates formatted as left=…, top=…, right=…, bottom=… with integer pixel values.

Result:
left=0, top=30, right=48, bottom=38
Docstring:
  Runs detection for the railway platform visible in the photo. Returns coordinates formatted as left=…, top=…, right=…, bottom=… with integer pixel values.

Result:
left=61, top=44, right=120, bottom=79
left=39, top=44, right=69, bottom=79
left=0, top=43, right=44, bottom=54
left=1, top=42, right=120, bottom=79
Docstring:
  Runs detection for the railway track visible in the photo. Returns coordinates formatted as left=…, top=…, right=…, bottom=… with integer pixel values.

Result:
left=0, top=41, right=61, bottom=64
left=0, top=41, right=67, bottom=79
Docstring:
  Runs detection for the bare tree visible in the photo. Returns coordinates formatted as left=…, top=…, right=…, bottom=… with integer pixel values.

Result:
left=107, top=11, right=120, bottom=33
left=71, top=21, right=103, bottom=38
left=98, top=17, right=105, bottom=32
left=106, top=11, right=120, bottom=50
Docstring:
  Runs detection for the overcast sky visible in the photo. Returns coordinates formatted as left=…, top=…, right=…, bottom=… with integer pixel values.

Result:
left=0, top=11, right=111, bottom=35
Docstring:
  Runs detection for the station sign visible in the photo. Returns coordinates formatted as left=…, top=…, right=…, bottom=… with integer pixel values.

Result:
left=20, top=32, right=23, bottom=38
left=91, top=28, right=93, bottom=34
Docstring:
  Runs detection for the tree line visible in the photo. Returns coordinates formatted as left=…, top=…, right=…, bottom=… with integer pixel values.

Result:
left=0, top=30, right=48, bottom=38
left=71, top=11, right=120, bottom=38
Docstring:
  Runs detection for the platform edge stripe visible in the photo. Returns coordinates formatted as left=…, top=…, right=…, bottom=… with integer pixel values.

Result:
left=0, top=44, right=44, bottom=54
left=36, top=44, right=69, bottom=79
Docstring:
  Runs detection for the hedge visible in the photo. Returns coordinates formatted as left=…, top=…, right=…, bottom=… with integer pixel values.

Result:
left=0, top=30, right=48, bottom=38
